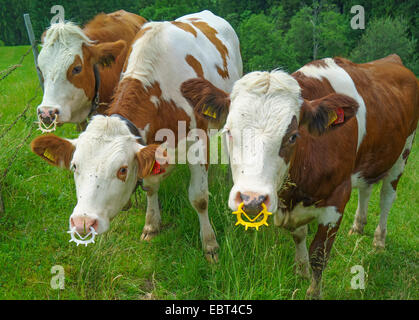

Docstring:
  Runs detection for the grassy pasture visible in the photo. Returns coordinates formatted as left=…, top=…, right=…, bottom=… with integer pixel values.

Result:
left=0, top=46, right=417, bottom=300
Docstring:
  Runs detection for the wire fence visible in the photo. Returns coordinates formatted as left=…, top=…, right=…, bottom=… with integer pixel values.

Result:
left=0, top=48, right=40, bottom=214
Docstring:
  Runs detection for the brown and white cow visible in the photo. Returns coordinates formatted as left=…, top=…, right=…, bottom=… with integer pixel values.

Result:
left=37, top=10, right=146, bottom=127
left=181, top=55, right=418, bottom=298
left=31, top=10, right=243, bottom=262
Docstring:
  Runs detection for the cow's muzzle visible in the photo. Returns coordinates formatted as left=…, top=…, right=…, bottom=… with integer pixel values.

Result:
left=237, top=191, right=270, bottom=216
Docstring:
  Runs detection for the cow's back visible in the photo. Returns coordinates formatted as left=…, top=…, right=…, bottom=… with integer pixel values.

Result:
left=293, top=56, right=419, bottom=183
left=335, top=56, right=419, bottom=182
left=118, top=10, right=242, bottom=137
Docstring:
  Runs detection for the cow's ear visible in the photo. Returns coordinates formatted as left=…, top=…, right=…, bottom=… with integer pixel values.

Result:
left=300, top=93, right=358, bottom=136
left=88, top=40, right=126, bottom=67
left=181, top=78, right=230, bottom=126
left=136, top=144, right=169, bottom=179
left=31, top=134, right=76, bottom=169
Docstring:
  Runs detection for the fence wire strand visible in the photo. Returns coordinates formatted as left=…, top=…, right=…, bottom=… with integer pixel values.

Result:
left=0, top=46, right=41, bottom=213
left=0, top=46, right=32, bottom=82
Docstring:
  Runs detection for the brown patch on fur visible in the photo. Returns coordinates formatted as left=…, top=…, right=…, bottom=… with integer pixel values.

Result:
left=391, top=173, right=403, bottom=190
left=62, top=11, right=147, bottom=109
left=334, top=56, right=419, bottom=184
left=67, top=52, right=95, bottom=101
left=306, top=59, right=328, bottom=68
left=191, top=21, right=229, bottom=79
left=170, top=21, right=197, bottom=37
left=181, top=78, right=230, bottom=128
left=185, top=54, right=204, bottom=78
left=31, top=134, right=75, bottom=168
left=292, top=71, right=335, bottom=100
left=194, top=198, right=208, bottom=212
left=279, top=116, right=298, bottom=164
left=67, top=41, right=126, bottom=100
left=107, top=78, right=200, bottom=147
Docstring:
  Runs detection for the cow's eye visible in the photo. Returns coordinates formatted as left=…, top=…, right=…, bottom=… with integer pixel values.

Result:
left=288, top=133, right=299, bottom=144
left=117, top=166, right=128, bottom=182
left=70, top=163, right=77, bottom=172
left=72, top=65, right=82, bottom=75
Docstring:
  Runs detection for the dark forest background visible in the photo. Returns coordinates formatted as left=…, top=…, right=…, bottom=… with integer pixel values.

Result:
left=0, top=0, right=418, bottom=74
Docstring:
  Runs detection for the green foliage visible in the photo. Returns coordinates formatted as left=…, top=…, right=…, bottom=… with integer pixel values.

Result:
left=140, top=0, right=215, bottom=22
left=239, top=12, right=298, bottom=73
left=285, top=4, right=353, bottom=66
left=1, top=0, right=418, bottom=76
left=350, top=17, right=419, bottom=74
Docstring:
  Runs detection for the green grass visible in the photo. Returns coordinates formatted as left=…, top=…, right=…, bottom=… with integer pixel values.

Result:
left=0, top=46, right=418, bottom=300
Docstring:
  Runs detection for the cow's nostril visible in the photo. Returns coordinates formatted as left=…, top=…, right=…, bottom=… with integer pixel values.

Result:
left=240, top=192, right=270, bottom=216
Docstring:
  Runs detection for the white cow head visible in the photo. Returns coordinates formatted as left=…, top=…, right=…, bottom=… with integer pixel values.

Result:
left=181, top=72, right=358, bottom=216
left=31, top=115, right=166, bottom=235
left=37, top=22, right=126, bottom=125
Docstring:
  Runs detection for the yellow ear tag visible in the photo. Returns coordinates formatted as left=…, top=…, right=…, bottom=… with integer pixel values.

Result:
left=232, top=203, right=272, bottom=231
left=202, top=104, right=217, bottom=119
left=327, top=110, right=338, bottom=127
left=43, top=149, right=55, bottom=162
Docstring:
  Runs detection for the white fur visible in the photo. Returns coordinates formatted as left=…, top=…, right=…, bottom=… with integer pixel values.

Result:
left=298, top=58, right=367, bottom=150
left=226, top=70, right=302, bottom=213
left=37, top=22, right=94, bottom=123
left=123, top=10, right=242, bottom=130
left=68, top=115, right=142, bottom=234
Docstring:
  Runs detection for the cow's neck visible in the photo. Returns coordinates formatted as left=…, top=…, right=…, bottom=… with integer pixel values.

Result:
left=107, top=77, right=191, bottom=145
left=279, top=126, right=357, bottom=212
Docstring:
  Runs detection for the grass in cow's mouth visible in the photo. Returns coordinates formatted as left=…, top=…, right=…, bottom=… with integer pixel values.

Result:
left=0, top=46, right=418, bottom=300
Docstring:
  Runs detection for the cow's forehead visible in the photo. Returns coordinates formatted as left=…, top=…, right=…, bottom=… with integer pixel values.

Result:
left=39, top=44, right=81, bottom=78
left=39, top=22, right=92, bottom=78
left=73, top=116, right=139, bottom=167
left=227, top=71, right=302, bottom=139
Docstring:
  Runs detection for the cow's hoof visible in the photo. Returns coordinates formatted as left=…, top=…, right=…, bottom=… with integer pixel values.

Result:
left=204, top=241, right=219, bottom=264
left=305, top=285, right=322, bottom=300
left=141, top=226, right=159, bottom=241
left=373, top=227, right=386, bottom=250
left=295, top=262, right=310, bottom=279
left=205, top=251, right=219, bottom=263
left=348, top=226, right=363, bottom=236
left=373, top=239, right=385, bottom=250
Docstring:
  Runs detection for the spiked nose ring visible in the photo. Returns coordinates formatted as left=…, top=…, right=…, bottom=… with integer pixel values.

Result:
left=232, top=203, right=272, bottom=230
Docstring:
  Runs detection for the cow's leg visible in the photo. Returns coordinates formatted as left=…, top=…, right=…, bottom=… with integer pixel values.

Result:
left=307, top=222, right=341, bottom=299
left=188, top=163, right=219, bottom=263
left=306, top=180, right=351, bottom=299
left=348, top=184, right=373, bottom=235
left=291, top=225, right=310, bottom=279
left=141, top=182, right=161, bottom=241
left=374, top=132, right=414, bottom=249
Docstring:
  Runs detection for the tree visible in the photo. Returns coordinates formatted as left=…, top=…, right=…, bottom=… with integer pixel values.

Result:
left=238, top=12, right=298, bottom=73
left=350, top=16, right=419, bottom=74
left=285, top=2, right=352, bottom=66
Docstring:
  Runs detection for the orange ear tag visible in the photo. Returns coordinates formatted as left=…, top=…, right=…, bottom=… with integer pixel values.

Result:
left=232, top=203, right=272, bottom=231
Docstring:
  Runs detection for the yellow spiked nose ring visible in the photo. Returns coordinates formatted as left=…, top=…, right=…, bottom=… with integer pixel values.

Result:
left=232, top=202, right=272, bottom=230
